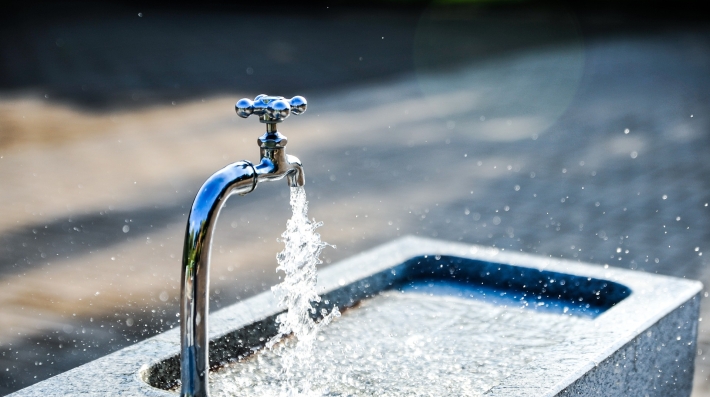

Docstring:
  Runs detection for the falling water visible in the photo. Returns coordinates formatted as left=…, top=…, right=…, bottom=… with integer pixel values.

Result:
left=266, top=186, right=340, bottom=396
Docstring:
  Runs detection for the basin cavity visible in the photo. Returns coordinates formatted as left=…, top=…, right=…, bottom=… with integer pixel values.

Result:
left=162, top=250, right=629, bottom=397
left=207, top=282, right=595, bottom=397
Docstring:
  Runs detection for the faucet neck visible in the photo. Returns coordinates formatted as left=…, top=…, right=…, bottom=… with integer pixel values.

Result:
left=257, top=130, right=288, bottom=149
left=265, top=122, right=279, bottom=134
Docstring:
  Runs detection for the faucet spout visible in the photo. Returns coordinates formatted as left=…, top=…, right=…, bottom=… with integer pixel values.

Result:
left=253, top=130, right=305, bottom=187
left=285, top=155, right=305, bottom=188
left=180, top=95, right=307, bottom=397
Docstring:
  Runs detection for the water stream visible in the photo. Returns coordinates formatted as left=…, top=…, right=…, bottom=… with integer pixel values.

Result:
left=263, top=186, right=340, bottom=396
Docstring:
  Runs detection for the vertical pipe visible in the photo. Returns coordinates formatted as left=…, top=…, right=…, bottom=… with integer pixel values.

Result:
left=180, top=161, right=255, bottom=397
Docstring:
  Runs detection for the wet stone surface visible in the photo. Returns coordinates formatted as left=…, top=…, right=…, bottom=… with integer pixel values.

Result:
left=4, top=238, right=702, bottom=397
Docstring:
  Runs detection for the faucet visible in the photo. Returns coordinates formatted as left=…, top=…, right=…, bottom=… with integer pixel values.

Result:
left=179, top=94, right=307, bottom=397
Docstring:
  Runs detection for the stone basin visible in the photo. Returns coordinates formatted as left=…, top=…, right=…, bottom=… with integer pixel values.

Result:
left=9, top=236, right=702, bottom=397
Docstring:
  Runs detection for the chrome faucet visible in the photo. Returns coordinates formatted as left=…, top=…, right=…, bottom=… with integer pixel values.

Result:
left=179, top=95, right=307, bottom=397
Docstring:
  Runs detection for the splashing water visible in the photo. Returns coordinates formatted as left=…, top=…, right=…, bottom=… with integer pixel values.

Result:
left=203, top=188, right=591, bottom=396
left=208, top=288, right=592, bottom=397
left=266, top=186, right=340, bottom=396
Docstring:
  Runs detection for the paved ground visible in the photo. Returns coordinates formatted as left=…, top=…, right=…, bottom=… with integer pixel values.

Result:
left=1, top=3, right=709, bottom=395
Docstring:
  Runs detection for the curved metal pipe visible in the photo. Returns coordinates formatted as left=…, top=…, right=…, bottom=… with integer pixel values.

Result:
left=179, top=161, right=255, bottom=397
left=179, top=124, right=304, bottom=396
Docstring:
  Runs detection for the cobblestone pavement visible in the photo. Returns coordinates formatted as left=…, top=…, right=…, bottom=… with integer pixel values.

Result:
left=1, top=5, right=709, bottom=396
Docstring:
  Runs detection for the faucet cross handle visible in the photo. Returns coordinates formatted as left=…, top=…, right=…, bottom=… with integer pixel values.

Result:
left=235, top=94, right=307, bottom=123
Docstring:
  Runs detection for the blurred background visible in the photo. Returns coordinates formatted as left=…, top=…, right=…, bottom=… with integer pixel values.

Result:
left=0, top=0, right=709, bottom=395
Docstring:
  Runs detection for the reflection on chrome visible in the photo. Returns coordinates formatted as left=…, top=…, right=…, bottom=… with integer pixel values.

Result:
left=180, top=95, right=307, bottom=397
